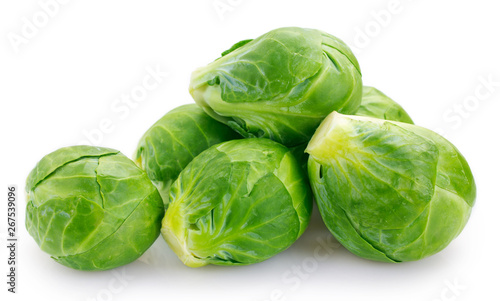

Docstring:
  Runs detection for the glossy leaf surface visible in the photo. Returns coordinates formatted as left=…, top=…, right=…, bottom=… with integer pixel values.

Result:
left=307, top=113, right=475, bottom=262
left=26, top=146, right=164, bottom=270
left=355, top=86, right=414, bottom=124
left=134, top=104, right=240, bottom=205
left=161, top=138, right=312, bottom=267
left=190, top=27, right=362, bottom=147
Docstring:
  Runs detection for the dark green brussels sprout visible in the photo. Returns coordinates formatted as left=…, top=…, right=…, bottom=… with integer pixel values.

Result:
left=134, top=104, right=240, bottom=205
left=289, top=143, right=309, bottom=180
left=25, top=146, right=164, bottom=270
left=190, top=27, right=362, bottom=147
left=355, top=86, right=414, bottom=124
left=306, top=112, right=476, bottom=262
left=161, top=138, right=312, bottom=267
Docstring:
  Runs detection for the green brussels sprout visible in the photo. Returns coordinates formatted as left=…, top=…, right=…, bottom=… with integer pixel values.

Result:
left=355, top=86, right=414, bottom=124
left=289, top=143, right=309, bottom=179
left=134, top=104, right=240, bottom=205
left=306, top=112, right=476, bottom=262
left=161, top=138, right=312, bottom=267
left=190, top=27, right=362, bottom=147
left=25, top=146, right=164, bottom=270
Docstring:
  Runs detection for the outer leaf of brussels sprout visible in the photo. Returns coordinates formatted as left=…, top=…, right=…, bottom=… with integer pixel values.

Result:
left=161, top=138, right=312, bottom=267
left=306, top=113, right=475, bottom=262
left=26, top=145, right=118, bottom=193
left=307, top=160, right=396, bottom=262
left=220, top=39, right=253, bottom=57
left=25, top=146, right=164, bottom=270
left=134, top=104, right=240, bottom=205
left=355, top=86, right=414, bottom=124
left=289, top=143, right=309, bottom=180
left=190, top=27, right=362, bottom=147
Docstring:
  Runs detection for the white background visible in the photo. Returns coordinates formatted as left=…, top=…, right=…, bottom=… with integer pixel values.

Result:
left=1, top=0, right=499, bottom=300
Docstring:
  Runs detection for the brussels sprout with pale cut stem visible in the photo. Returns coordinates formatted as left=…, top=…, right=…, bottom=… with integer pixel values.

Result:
left=161, top=138, right=312, bottom=267
left=307, top=112, right=476, bottom=262
left=190, top=27, right=362, bottom=147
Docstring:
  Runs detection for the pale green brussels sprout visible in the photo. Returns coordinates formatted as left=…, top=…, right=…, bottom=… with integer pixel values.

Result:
left=134, top=104, right=240, bottom=205
left=161, top=138, right=312, bottom=267
left=355, top=86, right=414, bottom=124
left=25, top=146, right=164, bottom=270
left=306, top=112, right=476, bottom=262
left=190, top=27, right=362, bottom=147
left=290, top=83, right=413, bottom=188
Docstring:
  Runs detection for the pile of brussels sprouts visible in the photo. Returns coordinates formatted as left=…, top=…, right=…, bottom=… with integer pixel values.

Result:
left=26, top=27, right=476, bottom=270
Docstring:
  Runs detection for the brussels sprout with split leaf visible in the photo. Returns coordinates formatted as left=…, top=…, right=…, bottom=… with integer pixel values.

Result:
left=25, top=146, right=164, bottom=270
left=190, top=27, right=362, bottom=147
left=134, top=104, right=240, bottom=205
left=355, top=86, right=414, bottom=124
left=306, top=112, right=476, bottom=262
left=161, top=138, right=312, bottom=267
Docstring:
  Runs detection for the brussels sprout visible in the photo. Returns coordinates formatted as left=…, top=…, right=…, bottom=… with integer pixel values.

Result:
left=134, top=104, right=240, bottom=205
left=25, top=146, right=164, bottom=270
left=355, top=86, right=414, bottom=124
left=289, top=143, right=309, bottom=179
left=161, top=138, right=312, bottom=267
left=306, top=112, right=476, bottom=262
left=190, top=27, right=362, bottom=147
